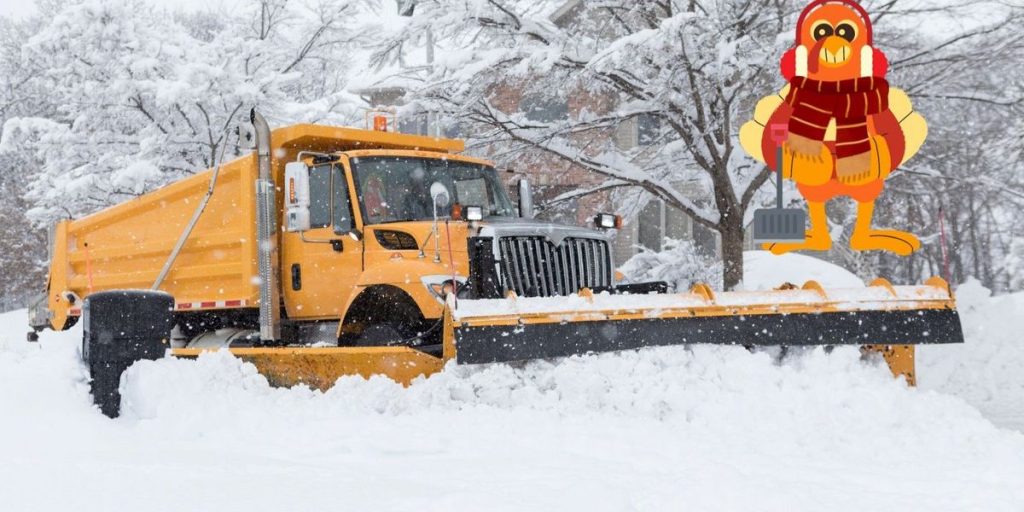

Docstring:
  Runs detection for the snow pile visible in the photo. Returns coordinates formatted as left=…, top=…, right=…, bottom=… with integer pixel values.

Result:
left=741, top=250, right=864, bottom=289
left=2, top=253, right=1024, bottom=510
left=919, top=279, right=1024, bottom=430
left=2, top=305, right=1024, bottom=510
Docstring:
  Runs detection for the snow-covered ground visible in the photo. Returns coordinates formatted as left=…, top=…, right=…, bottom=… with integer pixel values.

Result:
left=2, top=252, right=1023, bottom=511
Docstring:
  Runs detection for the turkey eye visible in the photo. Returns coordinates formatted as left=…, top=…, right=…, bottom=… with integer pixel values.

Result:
left=835, top=23, right=856, bottom=42
left=812, top=23, right=834, bottom=41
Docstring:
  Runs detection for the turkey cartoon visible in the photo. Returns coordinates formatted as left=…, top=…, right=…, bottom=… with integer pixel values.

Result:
left=739, top=0, right=927, bottom=255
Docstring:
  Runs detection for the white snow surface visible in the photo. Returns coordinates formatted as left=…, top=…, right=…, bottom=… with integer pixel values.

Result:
left=741, top=251, right=864, bottom=289
left=2, top=254, right=1024, bottom=511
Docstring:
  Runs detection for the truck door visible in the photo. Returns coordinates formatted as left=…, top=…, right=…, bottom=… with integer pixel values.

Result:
left=282, top=162, right=362, bottom=320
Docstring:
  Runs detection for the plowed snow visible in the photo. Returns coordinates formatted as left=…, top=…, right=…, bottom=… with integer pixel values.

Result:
left=2, top=253, right=1023, bottom=510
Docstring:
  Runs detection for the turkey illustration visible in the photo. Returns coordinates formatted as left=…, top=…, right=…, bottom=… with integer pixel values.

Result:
left=739, top=0, right=928, bottom=256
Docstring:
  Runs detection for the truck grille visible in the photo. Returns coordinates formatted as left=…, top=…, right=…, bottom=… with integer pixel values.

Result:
left=497, top=237, right=612, bottom=297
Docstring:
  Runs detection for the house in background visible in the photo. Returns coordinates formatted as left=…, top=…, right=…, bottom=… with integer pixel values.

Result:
left=354, top=0, right=720, bottom=266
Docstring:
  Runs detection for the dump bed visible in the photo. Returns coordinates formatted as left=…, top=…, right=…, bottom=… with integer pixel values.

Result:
left=45, top=154, right=260, bottom=328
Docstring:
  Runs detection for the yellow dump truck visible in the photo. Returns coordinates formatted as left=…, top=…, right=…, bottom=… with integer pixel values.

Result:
left=30, top=110, right=964, bottom=417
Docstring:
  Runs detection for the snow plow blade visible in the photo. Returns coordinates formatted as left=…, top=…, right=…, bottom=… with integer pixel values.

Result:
left=172, top=346, right=445, bottom=390
left=450, top=277, right=963, bottom=365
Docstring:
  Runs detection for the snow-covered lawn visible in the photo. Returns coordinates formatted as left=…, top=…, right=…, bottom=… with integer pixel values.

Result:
left=1, top=253, right=1022, bottom=511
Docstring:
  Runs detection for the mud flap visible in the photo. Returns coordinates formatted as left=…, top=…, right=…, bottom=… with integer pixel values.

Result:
left=83, top=290, right=174, bottom=417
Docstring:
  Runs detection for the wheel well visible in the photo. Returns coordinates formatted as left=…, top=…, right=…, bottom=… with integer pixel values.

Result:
left=341, top=285, right=432, bottom=344
left=343, top=285, right=425, bottom=327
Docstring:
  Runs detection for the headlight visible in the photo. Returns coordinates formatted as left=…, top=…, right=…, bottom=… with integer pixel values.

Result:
left=595, top=213, right=621, bottom=229
left=466, top=205, right=484, bottom=221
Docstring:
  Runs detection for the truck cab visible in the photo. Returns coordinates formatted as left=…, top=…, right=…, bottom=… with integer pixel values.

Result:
left=278, top=146, right=616, bottom=353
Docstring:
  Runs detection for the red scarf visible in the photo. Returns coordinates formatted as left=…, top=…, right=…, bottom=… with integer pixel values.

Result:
left=785, top=76, right=888, bottom=172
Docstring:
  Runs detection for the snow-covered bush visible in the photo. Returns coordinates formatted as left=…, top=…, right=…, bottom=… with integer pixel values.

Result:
left=618, top=238, right=720, bottom=292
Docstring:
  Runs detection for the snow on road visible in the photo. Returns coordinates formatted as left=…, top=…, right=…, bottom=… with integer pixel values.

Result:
left=918, top=279, right=1024, bottom=431
left=2, top=253, right=1023, bottom=511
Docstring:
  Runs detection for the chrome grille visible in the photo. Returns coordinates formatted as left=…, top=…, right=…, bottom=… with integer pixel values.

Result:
left=497, top=237, right=612, bottom=297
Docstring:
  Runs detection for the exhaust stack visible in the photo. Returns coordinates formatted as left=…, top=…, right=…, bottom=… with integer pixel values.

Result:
left=251, top=109, right=281, bottom=342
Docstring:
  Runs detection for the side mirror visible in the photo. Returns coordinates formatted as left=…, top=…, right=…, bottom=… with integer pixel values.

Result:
left=430, top=181, right=450, bottom=208
left=284, top=162, right=311, bottom=232
left=518, top=178, right=534, bottom=219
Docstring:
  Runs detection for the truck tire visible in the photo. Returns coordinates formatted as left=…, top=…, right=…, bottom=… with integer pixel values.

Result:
left=83, top=290, right=174, bottom=418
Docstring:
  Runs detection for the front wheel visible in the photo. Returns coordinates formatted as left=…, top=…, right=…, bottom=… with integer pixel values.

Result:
left=338, top=287, right=441, bottom=353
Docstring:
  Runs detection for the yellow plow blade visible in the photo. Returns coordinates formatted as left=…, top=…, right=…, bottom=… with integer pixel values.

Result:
left=171, top=346, right=444, bottom=390
left=449, top=277, right=964, bottom=365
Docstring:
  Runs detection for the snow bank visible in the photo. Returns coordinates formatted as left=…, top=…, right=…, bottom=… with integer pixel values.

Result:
left=616, top=248, right=864, bottom=293
left=919, top=279, right=1024, bottom=430
left=741, top=250, right=864, bottom=289
left=2, top=305, right=1024, bottom=511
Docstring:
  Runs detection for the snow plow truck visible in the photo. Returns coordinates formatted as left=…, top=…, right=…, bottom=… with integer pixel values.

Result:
left=29, top=110, right=964, bottom=417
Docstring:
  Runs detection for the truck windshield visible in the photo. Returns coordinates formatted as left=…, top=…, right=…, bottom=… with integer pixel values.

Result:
left=351, top=156, right=516, bottom=224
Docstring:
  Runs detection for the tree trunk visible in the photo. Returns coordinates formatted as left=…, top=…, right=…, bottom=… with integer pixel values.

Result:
left=719, top=222, right=745, bottom=291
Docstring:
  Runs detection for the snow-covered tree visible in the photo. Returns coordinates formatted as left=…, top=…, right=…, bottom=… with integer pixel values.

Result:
left=1, top=0, right=369, bottom=223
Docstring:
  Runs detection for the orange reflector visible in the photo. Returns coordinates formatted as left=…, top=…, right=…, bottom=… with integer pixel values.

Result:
left=373, top=116, right=388, bottom=131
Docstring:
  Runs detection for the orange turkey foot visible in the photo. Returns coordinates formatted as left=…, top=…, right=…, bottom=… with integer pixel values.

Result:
left=850, top=201, right=922, bottom=256
left=850, top=229, right=921, bottom=256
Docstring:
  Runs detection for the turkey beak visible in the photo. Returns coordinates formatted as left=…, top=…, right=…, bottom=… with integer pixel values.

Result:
left=819, top=36, right=853, bottom=67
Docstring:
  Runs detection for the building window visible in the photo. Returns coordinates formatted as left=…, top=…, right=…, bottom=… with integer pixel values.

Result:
left=638, top=200, right=663, bottom=251
left=664, top=203, right=691, bottom=241
left=521, top=93, right=568, bottom=123
left=637, top=113, right=660, bottom=146
left=637, top=199, right=694, bottom=253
